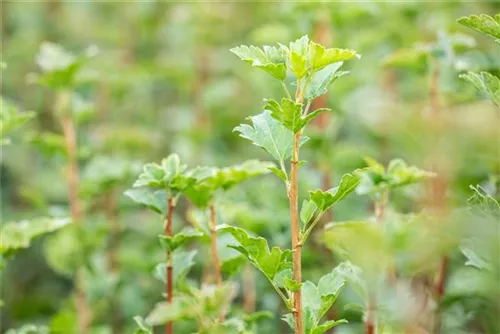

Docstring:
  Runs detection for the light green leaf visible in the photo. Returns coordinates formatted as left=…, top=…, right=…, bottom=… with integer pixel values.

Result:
left=5, top=324, right=50, bottom=334
left=184, top=160, right=273, bottom=208
left=0, top=98, right=36, bottom=146
left=1, top=217, right=71, bottom=257
left=290, top=51, right=308, bottom=78
left=234, top=110, right=309, bottom=161
left=310, top=320, right=348, bottom=334
left=265, top=98, right=303, bottom=133
left=230, top=45, right=287, bottom=80
left=461, top=247, right=491, bottom=271
left=300, top=199, right=317, bottom=225
left=309, top=173, right=360, bottom=212
left=124, top=188, right=167, bottom=215
left=154, top=249, right=198, bottom=283
left=145, top=297, right=193, bottom=325
left=132, top=154, right=188, bottom=190
left=309, top=41, right=360, bottom=71
left=304, top=62, right=347, bottom=100
left=460, top=71, right=500, bottom=107
left=158, top=228, right=204, bottom=252
left=457, top=14, right=500, bottom=41
left=133, top=316, right=153, bottom=334
left=302, top=108, right=331, bottom=127
left=218, top=224, right=292, bottom=281
left=356, top=158, right=434, bottom=195
left=268, top=166, right=287, bottom=182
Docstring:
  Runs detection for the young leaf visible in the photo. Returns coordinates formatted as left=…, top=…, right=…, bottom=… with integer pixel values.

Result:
left=133, top=316, right=153, bottom=334
left=268, top=166, right=287, bottom=182
left=310, top=320, right=348, bottom=334
left=304, top=63, right=347, bottom=100
left=1, top=217, right=71, bottom=257
left=308, top=41, right=360, bottom=71
left=154, top=249, right=198, bottom=283
left=300, top=199, right=317, bottom=225
left=457, top=14, right=500, bottom=41
left=230, top=45, right=287, bottom=80
left=124, top=188, right=167, bottom=215
left=0, top=98, right=36, bottom=146
left=234, top=110, right=309, bottom=161
left=158, top=228, right=205, bottom=252
left=309, top=173, right=360, bottom=212
left=265, top=98, right=303, bottom=133
left=460, top=71, right=500, bottom=107
left=132, top=154, right=188, bottom=190
left=217, top=224, right=292, bottom=281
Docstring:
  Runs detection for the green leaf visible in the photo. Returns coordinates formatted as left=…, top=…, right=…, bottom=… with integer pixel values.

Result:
left=460, top=71, right=500, bottom=107
left=457, top=14, right=500, bottom=41
left=158, top=228, right=204, bottom=252
left=133, top=316, right=152, bottom=334
left=290, top=51, right=308, bottom=78
left=145, top=297, right=194, bottom=325
left=234, top=110, right=309, bottom=161
left=310, top=320, right=348, bottom=334
left=309, top=41, right=360, bottom=71
left=5, top=325, right=50, bottom=334
left=218, top=224, right=292, bottom=281
left=221, top=256, right=246, bottom=277
left=265, top=98, right=303, bottom=133
left=309, top=173, right=360, bottom=212
left=268, top=166, right=287, bottom=182
left=154, top=249, right=198, bottom=283
left=0, top=217, right=71, bottom=257
left=0, top=98, right=36, bottom=145
left=230, top=45, right=287, bottom=80
left=461, top=247, right=491, bottom=271
left=184, top=160, right=273, bottom=208
left=300, top=199, right=317, bottom=225
left=356, top=158, right=434, bottom=195
left=132, top=154, right=188, bottom=190
left=283, top=268, right=346, bottom=334
left=124, top=188, right=167, bottom=215
left=304, top=62, right=346, bottom=100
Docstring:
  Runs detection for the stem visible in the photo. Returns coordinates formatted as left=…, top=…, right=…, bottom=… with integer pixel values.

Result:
left=290, top=131, right=303, bottom=334
left=105, top=190, right=123, bottom=334
left=243, top=264, right=256, bottom=313
left=165, top=194, right=175, bottom=334
left=58, top=91, right=91, bottom=334
left=209, top=202, right=224, bottom=322
left=433, top=256, right=449, bottom=334
left=365, top=298, right=375, bottom=334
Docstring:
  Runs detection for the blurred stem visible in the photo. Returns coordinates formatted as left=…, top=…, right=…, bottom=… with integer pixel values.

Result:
left=289, top=83, right=304, bottom=334
left=105, top=190, right=123, bottom=334
left=209, top=202, right=224, bottom=322
left=165, top=194, right=175, bottom=334
left=58, top=91, right=91, bottom=333
left=243, top=264, right=256, bottom=313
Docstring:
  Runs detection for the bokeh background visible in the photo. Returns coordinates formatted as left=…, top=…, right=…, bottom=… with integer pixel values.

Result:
left=1, top=2, right=499, bottom=333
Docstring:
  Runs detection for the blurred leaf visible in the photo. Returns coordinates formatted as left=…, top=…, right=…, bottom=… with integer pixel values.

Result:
left=458, top=14, right=500, bottom=41
left=133, top=316, right=152, bottom=334
left=158, top=228, right=204, bottom=252
left=0, top=217, right=71, bottom=257
left=460, top=71, right=500, bottom=107
left=5, top=325, right=50, bottom=334
left=154, top=249, right=198, bottom=284
left=0, top=98, right=35, bottom=146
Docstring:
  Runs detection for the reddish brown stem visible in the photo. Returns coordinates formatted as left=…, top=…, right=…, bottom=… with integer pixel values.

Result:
left=290, top=132, right=303, bottom=334
left=243, top=264, right=256, bottom=313
left=59, top=93, right=91, bottom=334
left=366, top=298, right=375, bottom=334
left=105, top=191, right=123, bottom=334
left=209, top=202, right=224, bottom=322
left=165, top=195, right=175, bottom=334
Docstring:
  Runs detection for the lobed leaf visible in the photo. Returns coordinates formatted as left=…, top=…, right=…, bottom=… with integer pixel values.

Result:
left=124, top=188, right=167, bottom=215
left=309, top=173, right=360, bottom=212
left=0, top=98, right=36, bottom=146
left=1, top=217, right=71, bottom=257
left=158, top=228, right=205, bottom=252
left=230, top=45, right=287, bottom=80
left=460, top=71, right=500, bottom=107
left=304, top=62, right=347, bottom=99
left=309, top=41, right=360, bottom=71
left=217, top=224, right=291, bottom=281
left=457, top=14, right=500, bottom=41
left=234, top=110, right=309, bottom=161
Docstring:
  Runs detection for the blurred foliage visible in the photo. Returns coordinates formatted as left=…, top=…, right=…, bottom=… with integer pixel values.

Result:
left=1, top=2, right=499, bottom=334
